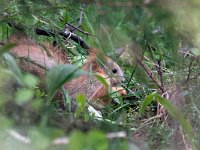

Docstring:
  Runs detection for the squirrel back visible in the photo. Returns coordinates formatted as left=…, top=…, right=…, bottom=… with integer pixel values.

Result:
left=9, top=35, right=126, bottom=109
left=10, top=35, right=68, bottom=77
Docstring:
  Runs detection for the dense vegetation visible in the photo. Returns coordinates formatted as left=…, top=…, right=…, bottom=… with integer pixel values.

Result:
left=0, top=0, right=200, bottom=149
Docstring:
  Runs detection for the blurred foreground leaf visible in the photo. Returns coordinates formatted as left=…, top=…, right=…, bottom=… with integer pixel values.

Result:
left=28, top=128, right=50, bottom=149
left=95, top=74, right=109, bottom=89
left=69, top=131, right=86, bottom=150
left=22, top=74, right=38, bottom=88
left=69, top=130, right=108, bottom=150
left=0, top=115, right=12, bottom=130
left=15, top=88, right=34, bottom=105
left=75, top=93, right=87, bottom=117
left=3, top=53, right=22, bottom=82
left=0, top=43, right=16, bottom=56
left=46, top=64, right=86, bottom=101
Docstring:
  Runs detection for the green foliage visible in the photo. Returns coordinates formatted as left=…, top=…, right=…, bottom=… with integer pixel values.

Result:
left=69, top=130, right=108, bottom=150
left=15, top=88, right=34, bottom=105
left=15, top=74, right=38, bottom=105
left=0, top=43, right=16, bottom=56
left=28, top=128, right=51, bottom=149
left=23, top=74, right=39, bottom=88
left=75, top=93, right=87, bottom=118
left=140, top=93, right=194, bottom=147
left=95, top=74, right=109, bottom=89
left=3, top=53, right=22, bottom=81
left=0, top=115, right=12, bottom=130
left=0, top=0, right=199, bottom=149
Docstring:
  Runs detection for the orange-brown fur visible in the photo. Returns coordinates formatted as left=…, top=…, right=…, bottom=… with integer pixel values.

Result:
left=9, top=35, right=126, bottom=109
left=10, top=35, right=69, bottom=77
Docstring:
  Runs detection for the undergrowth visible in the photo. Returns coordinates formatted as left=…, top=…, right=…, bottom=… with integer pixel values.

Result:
left=0, top=0, right=199, bottom=150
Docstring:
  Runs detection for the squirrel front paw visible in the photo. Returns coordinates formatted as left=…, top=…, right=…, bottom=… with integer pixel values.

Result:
left=112, top=86, right=127, bottom=96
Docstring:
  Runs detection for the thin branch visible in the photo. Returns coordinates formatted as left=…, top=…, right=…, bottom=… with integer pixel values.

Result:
left=7, top=22, right=90, bottom=50
left=187, top=72, right=200, bottom=81
left=7, top=130, right=31, bottom=144
left=65, top=9, right=90, bottom=35
left=34, top=28, right=55, bottom=37
left=156, top=60, right=165, bottom=94
left=35, top=28, right=90, bottom=50
left=184, top=57, right=195, bottom=84
left=136, top=57, right=163, bottom=92
left=7, top=22, right=25, bottom=31
left=147, top=43, right=156, bottom=61
left=66, top=23, right=91, bottom=35
left=77, top=10, right=84, bottom=28
left=86, top=1, right=135, bottom=7
left=147, top=42, right=165, bottom=94
left=59, top=30, right=90, bottom=50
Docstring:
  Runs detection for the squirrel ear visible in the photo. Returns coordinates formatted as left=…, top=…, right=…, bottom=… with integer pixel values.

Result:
left=106, top=48, right=125, bottom=59
left=88, top=48, right=98, bottom=55
left=115, top=48, right=126, bottom=58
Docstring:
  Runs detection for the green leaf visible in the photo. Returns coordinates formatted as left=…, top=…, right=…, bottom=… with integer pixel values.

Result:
left=0, top=115, right=12, bottom=130
left=46, top=64, right=86, bottom=101
left=69, top=131, right=86, bottom=150
left=28, top=128, right=50, bottom=149
left=0, top=43, right=16, bottom=56
left=35, top=88, right=45, bottom=98
left=23, top=74, right=39, bottom=87
left=69, top=130, right=108, bottom=150
left=0, top=68, right=19, bottom=105
left=95, top=74, right=109, bottom=89
left=15, top=88, right=34, bottom=105
left=75, top=93, right=87, bottom=117
left=87, top=130, right=108, bottom=150
left=3, top=53, right=22, bottom=82
left=31, top=98, right=43, bottom=110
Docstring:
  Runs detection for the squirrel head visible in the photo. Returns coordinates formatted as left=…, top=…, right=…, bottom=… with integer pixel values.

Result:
left=83, top=48, right=125, bottom=87
left=103, top=57, right=125, bottom=86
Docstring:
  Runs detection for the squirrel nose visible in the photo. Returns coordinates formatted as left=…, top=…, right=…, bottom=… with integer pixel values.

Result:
left=121, top=77, right=125, bottom=83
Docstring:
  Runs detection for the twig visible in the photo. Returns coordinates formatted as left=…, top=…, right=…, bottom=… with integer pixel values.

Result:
left=156, top=60, right=165, bottom=94
left=141, top=114, right=162, bottom=125
left=66, top=23, right=90, bottom=35
left=35, top=28, right=90, bottom=50
left=107, top=131, right=126, bottom=139
left=88, top=1, right=135, bottom=7
left=136, top=57, right=163, bottom=92
left=7, top=22, right=24, bottom=31
left=147, top=43, right=156, bottom=61
left=179, top=50, right=194, bottom=57
left=52, top=137, right=70, bottom=145
left=147, top=42, right=165, bottom=94
left=78, top=10, right=84, bottom=28
left=184, top=57, right=195, bottom=84
left=7, top=22, right=90, bottom=50
left=189, top=72, right=200, bottom=81
left=59, top=30, right=90, bottom=49
left=65, top=9, right=90, bottom=35
left=7, top=130, right=31, bottom=144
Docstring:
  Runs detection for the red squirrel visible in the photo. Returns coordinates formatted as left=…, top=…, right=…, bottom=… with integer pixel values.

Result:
left=9, top=35, right=126, bottom=109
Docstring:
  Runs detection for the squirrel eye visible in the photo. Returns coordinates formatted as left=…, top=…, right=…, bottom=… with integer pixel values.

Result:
left=112, top=68, right=118, bottom=73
